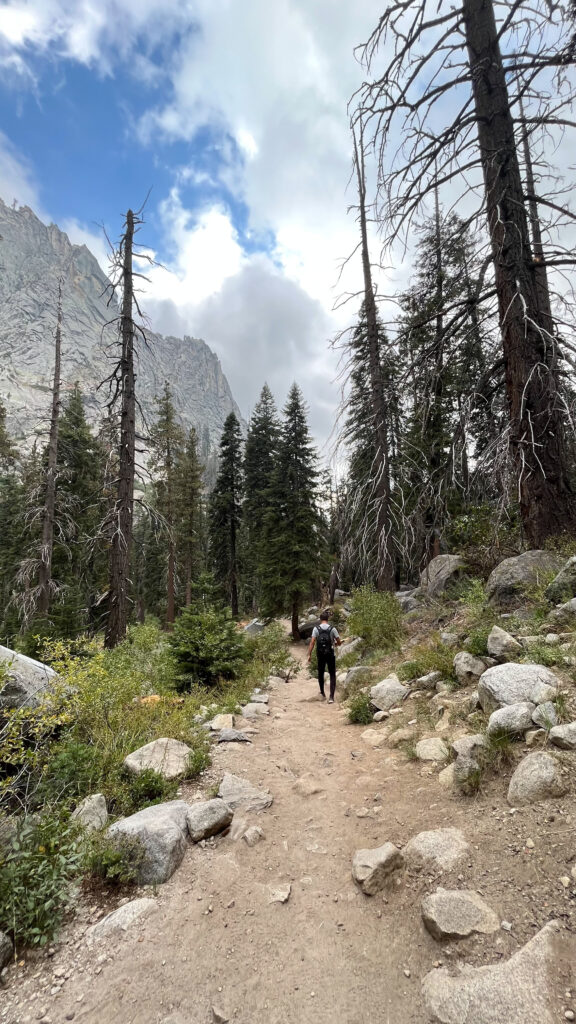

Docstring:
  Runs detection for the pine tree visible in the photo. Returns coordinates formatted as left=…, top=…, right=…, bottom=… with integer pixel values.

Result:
left=149, top=383, right=186, bottom=626
left=0, top=402, right=23, bottom=642
left=174, top=427, right=205, bottom=608
left=209, top=413, right=243, bottom=616
left=243, top=384, right=281, bottom=610
left=260, top=384, right=320, bottom=638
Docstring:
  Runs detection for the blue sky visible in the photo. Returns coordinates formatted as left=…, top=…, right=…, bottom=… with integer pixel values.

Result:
left=0, top=0, right=382, bottom=439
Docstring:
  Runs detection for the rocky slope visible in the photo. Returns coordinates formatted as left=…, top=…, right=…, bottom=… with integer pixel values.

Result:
left=0, top=198, right=243, bottom=445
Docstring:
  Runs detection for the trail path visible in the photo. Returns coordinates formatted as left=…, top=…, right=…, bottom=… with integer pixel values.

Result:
left=5, top=632, right=575, bottom=1024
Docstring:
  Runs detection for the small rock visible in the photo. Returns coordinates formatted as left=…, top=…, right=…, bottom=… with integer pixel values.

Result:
left=454, top=651, right=487, bottom=686
left=388, top=726, right=417, bottom=749
left=218, top=773, right=273, bottom=812
left=404, top=828, right=471, bottom=872
left=373, top=710, right=389, bottom=722
left=415, top=671, right=442, bottom=690
left=212, top=1008, right=229, bottom=1023
left=87, top=898, right=157, bottom=941
left=361, top=728, right=389, bottom=749
left=242, top=703, right=269, bottom=719
left=421, top=888, right=500, bottom=940
left=370, top=674, right=409, bottom=711
left=71, top=793, right=108, bottom=832
left=507, top=752, right=568, bottom=806
left=352, top=843, right=404, bottom=895
left=269, top=884, right=291, bottom=904
left=525, top=838, right=535, bottom=849
left=217, top=729, right=251, bottom=744
left=415, top=738, right=449, bottom=762
left=243, top=826, right=264, bottom=847
left=486, top=702, right=536, bottom=737
left=453, top=755, right=481, bottom=792
left=209, top=714, right=235, bottom=731
left=549, top=722, right=576, bottom=750
left=451, top=734, right=485, bottom=759
left=123, top=738, right=193, bottom=780
left=487, top=625, right=522, bottom=659
left=501, top=920, right=513, bottom=931
left=525, top=728, right=545, bottom=747
left=438, top=763, right=456, bottom=790
left=531, top=702, right=558, bottom=730
left=249, top=692, right=269, bottom=704
left=186, top=799, right=233, bottom=842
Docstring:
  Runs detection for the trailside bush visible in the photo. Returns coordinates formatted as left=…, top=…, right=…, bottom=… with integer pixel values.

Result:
left=348, top=586, right=403, bottom=652
left=0, top=814, right=81, bottom=947
left=347, top=691, right=373, bottom=725
left=85, top=831, right=145, bottom=887
left=169, top=606, right=248, bottom=688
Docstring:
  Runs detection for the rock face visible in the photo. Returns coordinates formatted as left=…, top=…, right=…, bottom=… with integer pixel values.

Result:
left=87, top=898, right=157, bottom=941
left=218, top=773, right=273, bottom=812
left=0, top=645, right=57, bottom=710
left=422, top=920, right=562, bottom=1024
left=352, top=843, right=404, bottom=894
left=507, top=752, right=568, bottom=806
left=454, top=652, right=486, bottom=686
left=123, top=738, right=192, bottom=780
left=0, top=929, right=13, bottom=969
left=370, top=674, right=409, bottom=711
left=186, top=799, right=233, bottom=842
left=420, top=554, right=466, bottom=598
left=404, top=828, right=471, bottom=872
left=0, top=199, right=244, bottom=448
left=549, top=722, right=576, bottom=750
left=421, top=888, right=500, bottom=940
left=415, top=738, right=449, bottom=762
left=71, top=793, right=108, bottom=831
left=486, top=550, right=564, bottom=608
left=107, top=801, right=190, bottom=885
left=487, top=626, right=522, bottom=659
left=478, top=663, right=559, bottom=711
left=486, top=702, right=536, bottom=737
left=545, top=556, right=576, bottom=604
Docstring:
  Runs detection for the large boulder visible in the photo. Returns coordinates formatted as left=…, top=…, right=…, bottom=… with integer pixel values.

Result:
left=337, top=637, right=363, bottom=659
left=396, top=589, right=423, bottom=612
left=0, top=645, right=57, bottom=711
left=422, top=921, right=564, bottom=1024
left=478, top=663, right=559, bottom=712
left=243, top=618, right=266, bottom=635
left=107, top=801, right=190, bottom=885
left=419, top=554, right=466, bottom=598
left=549, top=722, right=576, bottom=750
left=71, top=793, right=108, bottom=832
left=218, top=773, right=273, bottom=812
left=404, top=828, right=471, bottom=872
left=186, top=799, right=233, bottom=842
left=486, top=702, right=536, bottom=738
left=297, top=618, right=320, bottom=639
left=123, top=738, right=192, bottom=780
left=486, top=550, right=564, bottom=608
left=421, top=887, right=500, bottom=941
left=87, top=898, right=157, bottom=941
left=487, top=625, right=522, bottom=660
left=454, top=651, right=487, bottom=686
left=352, top=843, right=404, bottom=894
left=507, top=752, right=568, bottom=806
left=545, top=556, right=576, bottom=604
left=370, top=674, right=409, bottom=712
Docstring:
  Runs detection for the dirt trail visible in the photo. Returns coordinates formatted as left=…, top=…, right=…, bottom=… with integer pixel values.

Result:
left=4, top=635, right=576, bottom=1024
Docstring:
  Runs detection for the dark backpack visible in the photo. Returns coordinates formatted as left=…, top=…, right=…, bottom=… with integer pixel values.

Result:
left=316, top=625, right=334, bottom=656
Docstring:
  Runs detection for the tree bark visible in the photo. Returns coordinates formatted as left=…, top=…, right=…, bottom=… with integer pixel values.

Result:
left=353, top=128, right=396, bottom=589
left=37, top=283, right=63, bottom=617
left=105, top=210, right=136, bottom=648
left=463, top=0, right=576, bottom=544
left=291, top=599, right=300, bottom=641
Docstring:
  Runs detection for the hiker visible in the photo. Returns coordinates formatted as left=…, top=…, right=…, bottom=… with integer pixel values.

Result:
left=307, top=611, right=341, bottom=703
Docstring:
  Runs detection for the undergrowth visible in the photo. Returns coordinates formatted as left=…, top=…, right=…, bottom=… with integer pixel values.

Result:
left=348, top=586, right=403, bottom=653
left=347, top=690, right=373, bottom=725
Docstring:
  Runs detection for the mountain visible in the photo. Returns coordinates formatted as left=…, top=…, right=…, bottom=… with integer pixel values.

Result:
left=0, top=198, right=244, bottom=447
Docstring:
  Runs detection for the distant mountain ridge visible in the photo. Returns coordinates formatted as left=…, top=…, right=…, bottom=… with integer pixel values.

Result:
left=0, top=198, right=244, bottom=447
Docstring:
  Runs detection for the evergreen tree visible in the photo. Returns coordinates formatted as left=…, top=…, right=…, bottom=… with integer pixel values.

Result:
left=260, top=384, right=320, bottom=638
left=149, top=383, right=186, bottom=625
left=0, top=401, right=23, bottom=642
left=243, top=384, right=281, bottom=610
left=209, top=413, right=243, bottom=616
left=174, top=427, right=205, bottom=608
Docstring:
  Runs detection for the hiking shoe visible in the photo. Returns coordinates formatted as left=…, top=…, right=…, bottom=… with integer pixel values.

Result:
left=319, top=693, right=326, bottom=701
left=328, top=698, right=334, bottom=704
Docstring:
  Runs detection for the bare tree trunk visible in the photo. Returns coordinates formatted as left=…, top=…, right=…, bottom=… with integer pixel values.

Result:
left=105, top=210, right=136, bottom=648
left=37, top=283, right=63, bottom=617
left=353, top=127, right=395, bottom=590
left=423, top=187, right=444, bottom=564
left=463, top=0, right=576, bottom=544
left=328, top=564, right=338, bottom=605
left=291, top=599, right=300, bottom=641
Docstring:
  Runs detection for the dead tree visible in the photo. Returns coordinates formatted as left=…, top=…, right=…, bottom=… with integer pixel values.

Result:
left=36, top=282, right=63, bottom=617
left=355, top=0, right=576, bottom=546
left=104, top=210, right=138, bottom=649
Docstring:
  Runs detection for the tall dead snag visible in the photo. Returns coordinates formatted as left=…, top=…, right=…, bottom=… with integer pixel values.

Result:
left=352, top=126, right=395, bottom=591
left=37, top=282, right=63, bottom=617
left=105, top=210, right=137, bottom=649
left=356, top=0, right=576, bottom=547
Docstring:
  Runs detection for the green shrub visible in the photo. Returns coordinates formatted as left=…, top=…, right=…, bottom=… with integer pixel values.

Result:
left=521, top=642, right=560, bottom=668
left=36, top=740, right=105, bottom=806
left=348, top=586, right=403, bottom=652
left=465, top=626, right=492, bottom=657
left=0, top=814, right=81, bottom=947
left=169, top=606, right=247, bottom=688
left=347, top=691, right=373, bottom=725
left=120, top=768, right=179, bottom=815
left=396, top=642, right=456, bottom=682
left=85, top=831, right=145, bottom=887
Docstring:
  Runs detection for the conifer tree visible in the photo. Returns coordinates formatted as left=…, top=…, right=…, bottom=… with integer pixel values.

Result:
left=260, top=384, right=320, bottom=638
left=149, top=382, right=186, bottom=626
left=243, top=384, right=281, bottom=610
left=209, top=413, right=243, bottom=616
left=0, top=401, right=23, bottom=641
left=174, top=427, right=205, bottom=608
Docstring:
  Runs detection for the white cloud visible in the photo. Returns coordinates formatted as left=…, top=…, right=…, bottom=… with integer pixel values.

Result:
left=0, top=130, right=41, bottom=210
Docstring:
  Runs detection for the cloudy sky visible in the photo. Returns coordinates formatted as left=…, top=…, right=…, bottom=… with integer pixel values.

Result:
left=0, top=0, right=390, bottom=444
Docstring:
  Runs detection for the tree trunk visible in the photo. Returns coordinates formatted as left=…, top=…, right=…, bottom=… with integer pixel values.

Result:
left=105, top=210, right=136, bottom=648
left=37, top=283, right=62, bottom=617
left=184, top=557, right=192, bottom=607
left=353, top=128, right=396, bottom=590
left=230, top=513, right=239, bottom=617
left=166, top=431, right=175, bottom=626
left=423, top=187, right=445, bottom=565
left=463, top=0, right=576, bottom=544
left=291, top=599, right=300, bottom=641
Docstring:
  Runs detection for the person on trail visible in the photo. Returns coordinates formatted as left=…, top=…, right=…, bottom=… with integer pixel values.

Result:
left=307, top=611, right=341, bottom=703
